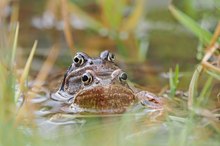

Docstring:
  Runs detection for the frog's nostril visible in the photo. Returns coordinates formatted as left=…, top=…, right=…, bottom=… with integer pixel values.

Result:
left=95, top=80, right=100, bottom=84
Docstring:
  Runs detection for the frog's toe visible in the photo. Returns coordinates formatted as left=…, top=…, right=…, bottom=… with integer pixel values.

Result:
left=135, top=91, right=163, bottom=109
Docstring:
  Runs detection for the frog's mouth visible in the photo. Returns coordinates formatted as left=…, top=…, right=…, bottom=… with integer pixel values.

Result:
left=72, top=85, right=136, bottom=113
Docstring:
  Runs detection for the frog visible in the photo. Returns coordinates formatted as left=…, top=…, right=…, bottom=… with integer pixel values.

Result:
left=50, top=50, right=163, bottom=114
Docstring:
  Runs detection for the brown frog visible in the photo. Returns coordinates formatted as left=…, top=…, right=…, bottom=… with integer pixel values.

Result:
left=51, top=50, right=162, bottom=114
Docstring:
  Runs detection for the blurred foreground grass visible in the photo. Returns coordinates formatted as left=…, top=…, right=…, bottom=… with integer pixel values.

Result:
left=0, top=0, right=220, bottom=146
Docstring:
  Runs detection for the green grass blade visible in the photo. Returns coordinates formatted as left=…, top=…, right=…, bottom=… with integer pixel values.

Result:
left=169, top=5, right=212, bottom=46
left=197, top=76, right=213, bottom=106
left=98, top=0, right=125, bottom=30
left=20, top=40, right=37, bottom=92
left=138, top=40, right=149, bottom=62
left=169, top=65, right=179, bottom=97
left=11, top=23, right=19, bottom=68
left=174, top=64, right=179, bottom=85
left=206, top=70, right=220, bottom=80
left=188, top=65, right=203, bottom=109
left=169, top=68, right=174, bottom=97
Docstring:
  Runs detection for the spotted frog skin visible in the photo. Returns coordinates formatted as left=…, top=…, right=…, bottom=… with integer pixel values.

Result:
left=51, top=50, right=162, bottom=114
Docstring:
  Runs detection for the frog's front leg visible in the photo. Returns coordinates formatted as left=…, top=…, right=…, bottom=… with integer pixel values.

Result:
left=135, top=91, right=163, bottom=109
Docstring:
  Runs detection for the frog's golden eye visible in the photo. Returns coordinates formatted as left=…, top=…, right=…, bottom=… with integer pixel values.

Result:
left=73, top=54, right=84, bottom=66
left=81, top=72, right=93, bottom=85
left=119, top=72, right=127, bottom=82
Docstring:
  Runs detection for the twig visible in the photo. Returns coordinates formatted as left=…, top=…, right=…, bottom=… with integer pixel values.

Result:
left=201, top=21, right=220, bottom=73
left=33, top=44, right=60, bottom=90
left=202, top=44, right=220, bottom=73
left=61, top=0, right=75, bottom=52
left=10, top=0, right=19, bottom=24
left=208, top=21, right=220, bottom=48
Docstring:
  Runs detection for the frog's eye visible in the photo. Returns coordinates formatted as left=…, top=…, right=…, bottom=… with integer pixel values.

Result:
left=119, top=72, right=127, bottom=82
left=100, top=50, right=115, bottom=62
left=107, top=53, right=115, bottom=62
left=73, top=54, right=85, bottom=66
left=81, top=72, right=93, bottom=85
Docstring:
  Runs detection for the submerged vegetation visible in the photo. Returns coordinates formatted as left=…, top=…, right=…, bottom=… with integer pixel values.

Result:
left=0, top=0, right=220, bottom=146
